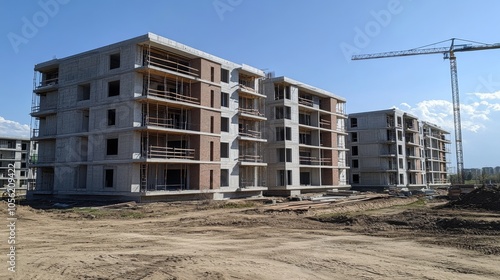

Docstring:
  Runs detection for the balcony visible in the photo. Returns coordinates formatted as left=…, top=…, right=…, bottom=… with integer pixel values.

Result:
left=238, top=154, right=263, bottom=163
left=319, top=118, right=331, bottom=129
left=298, top=96, right=313, bottom=107
left=237, top=107, right=266, bottom=121
left=143, top=47, right=199, bottom=78
left=238, top=128, right=264, bottom=140
left=143, top=87, right=200, bottom=105
left=143, top=116, right=196, bottom=132
left=299, top=156, right=332, bottom=166
left=146, top=146, right=195, bottom=160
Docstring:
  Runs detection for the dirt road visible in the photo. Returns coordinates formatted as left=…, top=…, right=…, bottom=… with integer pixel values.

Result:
left=1, top=197, right=499, bottom=279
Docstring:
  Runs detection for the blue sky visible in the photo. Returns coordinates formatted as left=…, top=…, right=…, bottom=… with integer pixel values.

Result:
left=1, top=0, right=499, bottom=169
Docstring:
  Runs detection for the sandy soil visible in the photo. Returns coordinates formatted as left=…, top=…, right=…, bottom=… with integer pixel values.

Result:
left=1, top=196, right=499, bottom=280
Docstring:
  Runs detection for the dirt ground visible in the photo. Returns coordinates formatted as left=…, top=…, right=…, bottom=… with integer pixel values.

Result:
left=1, top=194, right=500, bottom=280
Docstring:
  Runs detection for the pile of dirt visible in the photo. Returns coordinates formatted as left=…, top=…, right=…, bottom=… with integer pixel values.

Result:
left=449, top=186, right=500, bottom=211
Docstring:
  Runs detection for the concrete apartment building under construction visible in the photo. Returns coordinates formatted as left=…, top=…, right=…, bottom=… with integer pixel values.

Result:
left=347, top=109, right=450, bottom=191
left=0, top=136, right=36, bottom=191
left=30, top=33, right=349, bottom=201
left=262, top=77, right=349, bottom=196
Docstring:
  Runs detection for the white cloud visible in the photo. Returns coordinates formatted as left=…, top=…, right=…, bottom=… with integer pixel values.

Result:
left=0, top=116, right=30, bottom=138
left=398, top=92, right=500, bottom=133
left=470, top=91, right=500, bottom=100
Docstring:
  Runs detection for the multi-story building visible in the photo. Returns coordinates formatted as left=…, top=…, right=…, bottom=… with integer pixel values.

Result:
left=347, top=109, right=435, bottom=191
left=0, top=136, right=36, bottom=191
left=262, top=76, right=349, bottom=196
left=482, top=167, right=495, bottom=176
left=422, top=121, right=451, bottom=187
left=30, top=33, right=269, bottom=201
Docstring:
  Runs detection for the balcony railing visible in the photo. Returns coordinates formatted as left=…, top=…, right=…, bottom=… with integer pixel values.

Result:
left=298, top=96, right=313, bottom=107
left=238, top=154, right=263, bottom=162
left=144, top=49, right=199, bottom=77
left=143, top=116, right=193, bottom=131
left=299, top=156, right=332, bottom=165
left=239, top=129, right=262, bottom=139
left=146, top=146, right=195, bottom=160
left=145, top=88, right=200, bottom=105
left=238, top=107, right=264, bottom=117
left=37, top=77, right=58, bottom=88
left=319, top=119, right=331, bottom=129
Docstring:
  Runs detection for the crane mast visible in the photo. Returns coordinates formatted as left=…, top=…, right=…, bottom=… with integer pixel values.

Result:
left=352, top=39, right=500, bottom=184
left=448, top=51, right=464, bottom=183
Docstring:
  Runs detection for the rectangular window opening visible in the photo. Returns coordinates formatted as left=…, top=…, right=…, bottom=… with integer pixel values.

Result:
left=220, top=142, right=229, bottom=158
left=106, top=138, right=118, bottom=155
left=108, top=80, right=120, bottom=97
left=108, top=109, right=116, bottom=126
left=221, top=117, right=229, bottom=132
left=110, top=53, right=120, bottom=69
left=221, top=69, right=229, bottom=83
left=105, top=169, right=114, bottom=188
left=221, top=92, right=229, bottom=107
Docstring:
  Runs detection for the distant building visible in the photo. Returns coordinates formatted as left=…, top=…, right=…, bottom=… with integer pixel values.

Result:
left=0, top=136, right=36, bottom=191
left=495, top=166, right=500, bottom=175
left=347, top=109, right=451, bottom=191
left=463, top=168, right=481, bottom=180
left=422, top=121, right=451, bottom=187
left=482, top=167, right=494, bottom=175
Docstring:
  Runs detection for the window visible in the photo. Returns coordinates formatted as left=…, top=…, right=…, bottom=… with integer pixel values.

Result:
left=220, top=142, right=229, bottom=158
left=277, top=170, right=292, bottom=185
left=221, top=117, right=229, bottom=132
left=275, top=106, right=291, bottom=120
left=399, top=158, right=404, bottom=169
left=21, top=143, right=27, bottom=150
left=299, top=132, right=311, bottom=145
left=108, top=80, right=120, bottom=97
left=350, top=118, right=358, bottom=128
left=352, top=159, right=359, bottom=168
left=274, top=85, right=290, bottom=100
left=104, top=169, right=114, bottom=188
left=351, top=146, right=358, bottom=156
left=221, top=169, right=229, bottom=187
left=276, top=127, right=292, bottom=141
left=397, top=116, right=402, bottom=127
left=107, top=109, right=116, bottom=126
left=210, top=141, right=214, bottom=161
left=398, top=145, right=402, bottom=155
left=397, top=130, right=403, bottom=141
left=210, top=67, right=215, bottom=82
left=221, top=92, right=229, bottom=107
left=106, top=138, right=118, bottom=155
left=77, top=83, right=91, bottom=101
left=20, top=171, right=26, bottom=177
left=299, top=113, right=311, bottom=125
left=210, top=90, right=215, bottom=108
left=221, top=69, right=229, bottom=83
left=278, top=148, right=292, bottom=162
left=278, top=170, right=285, bottom=186
left=351, top=132, right=358, bottom=142
left=352, top=174, right=360, bottom=184
left=210, top=116, right=214, bottom=133
left=300, top=172, right=310, bottom=185
left=110, top=53, right=120, bottom=69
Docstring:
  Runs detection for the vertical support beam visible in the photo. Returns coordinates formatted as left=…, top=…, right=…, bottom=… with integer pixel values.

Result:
left=449, top=51, right=464, bottom=184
